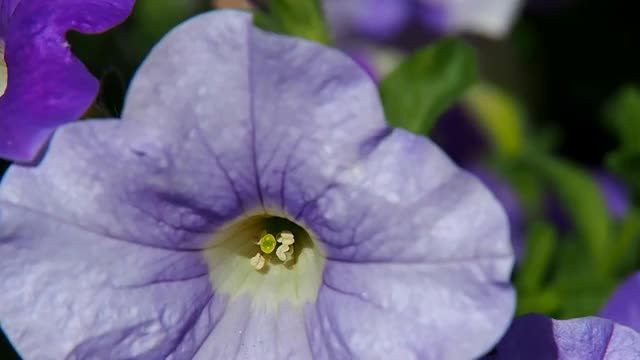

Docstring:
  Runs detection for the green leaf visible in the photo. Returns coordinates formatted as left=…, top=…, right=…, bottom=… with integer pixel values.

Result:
left=253, top=0, right=331, bottom=44
left=605, top=86, right=640, bottom=151
left=524, top=150, right=613, bottom=276
left=379, top=38, right=477, bottom=134
left=612, top=208, right=640, bottom=275
left=517, top=221, right=556, bottom=293
left=463, top=83, right=526, bottom=159
left=604, top=87, right=640, bottom=199
left=551, top=237, right=617, bottom=318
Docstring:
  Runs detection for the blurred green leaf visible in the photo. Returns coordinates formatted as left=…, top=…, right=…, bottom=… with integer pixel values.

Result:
left=608, top=151, right=640, bottom=198
left=253, top=0, right=331, bottom=44
left=525, top=151, right=613, bottom=277
left=517, top=222, right=556, bottom=294
left=612, top=208, right=640, bottom=275
left=605, top=86, right=640, bottom=151
left=551, top=237, right=616, bottom=318
left=604, top=86, right=640, bottom=199
left=379, top=38, right=477, bottom=134
left=464, top=83, right=526, bottom=158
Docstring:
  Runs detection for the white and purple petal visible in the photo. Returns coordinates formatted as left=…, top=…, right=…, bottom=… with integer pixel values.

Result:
left=323, top=0, right=524, bottom=44
left=0, top=10, right=514, bottom=359
left=0, top=0, right=134, bottom=162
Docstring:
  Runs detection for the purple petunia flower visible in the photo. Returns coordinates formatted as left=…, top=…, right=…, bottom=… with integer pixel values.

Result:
left=601, top=272, right=640, bottom=333
left=0, top=10, right=515, bottom=359
left=0, top=0, right=134, bottom=162
left=323, top=0, right=524, bottom=44
left=493, top=313, right=640, bottom=359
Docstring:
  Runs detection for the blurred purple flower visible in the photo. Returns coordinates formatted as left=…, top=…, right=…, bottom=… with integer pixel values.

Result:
left=493, top=313, right=640, bottom=359
left=432, top=105, right=491, bottom=165
left=601, top=273, right=640, bottom=333
left=595, top=171, right=631, bottom=220
left=0, top=11, right=515, bottom=359
left=323, top=0, right=524, bottom=45
left=0, top=0, right=134, bottom=162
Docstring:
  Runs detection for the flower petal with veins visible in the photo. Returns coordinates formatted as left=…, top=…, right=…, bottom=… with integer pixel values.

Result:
left=0, top=10, right=514, bottom=359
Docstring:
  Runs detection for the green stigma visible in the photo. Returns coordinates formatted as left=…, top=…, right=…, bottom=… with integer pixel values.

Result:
left=259, top=233, right=277, bottom=254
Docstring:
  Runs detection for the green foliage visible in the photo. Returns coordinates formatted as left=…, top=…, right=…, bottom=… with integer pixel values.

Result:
left=253, top=0, right=331, bottom=44
left=605, top=86, right=640, bottom=199
left=611, top=209, right=640, bottom=276
left=524, top=150, right=613, bottom=277
left=379, top=38, right=477, bottom=134
left=605, top=86, right=640, bottom=151
left=517, top=222, right=556, bottom=295
left=551, top=237, right=617, bottom=318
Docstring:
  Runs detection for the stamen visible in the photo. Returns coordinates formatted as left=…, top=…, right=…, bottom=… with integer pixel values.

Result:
left=277, top=231, right=295, bottom=246
left=276, top=244, right=294, bottom=263
left=250, top=253, right=266, bottom=270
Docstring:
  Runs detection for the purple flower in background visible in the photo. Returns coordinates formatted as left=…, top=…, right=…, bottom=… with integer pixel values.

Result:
left=493, top=313, right=640, bottom=359
left=0, top=11, right=515, bottom=359
left=323, top=0, right=524, bottom=44
left=601, top=273, right=640, bottom=332
left=0, top=0, right=134, bottom=162
left=594, top=171, right=631, bottom=220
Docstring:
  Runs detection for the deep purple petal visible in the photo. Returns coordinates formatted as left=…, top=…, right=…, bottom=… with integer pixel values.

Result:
left=601, top=273, right=640, bottom=333
left=495, top=314, right=640, bottom=359
left=432, top=105, right=491, bottom=165
left=417, top=1, right=448, bottom=33
left=300, top=129, right=514, bottom=358
left=0, top=0, right=134, bottom=161
left=0, top=0, right=20, bottom=35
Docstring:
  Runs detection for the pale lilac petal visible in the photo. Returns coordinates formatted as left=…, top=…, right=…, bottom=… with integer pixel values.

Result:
left=0, top=0, right=134, bottom=161
left=189, top=296, right=313, bottom=359
left=0, top=192, right=219, bottom=359
left=0, top=10, right=514, bottom=359
left=122, top=10, right=390, bottom=220
left=300, top=129, right=514, bottom=358
left=495, top=314, right=640, bottom=359
left=601, top=273, right=640, bottom=333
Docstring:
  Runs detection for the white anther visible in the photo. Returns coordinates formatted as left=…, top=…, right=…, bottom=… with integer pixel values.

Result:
left=250, top=253, right=266, bottom=270
left=276, top=244, right=294, bottom=263
left=277, top=231, right=295, bottom=246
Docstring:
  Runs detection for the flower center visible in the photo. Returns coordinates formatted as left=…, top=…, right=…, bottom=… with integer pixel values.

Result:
left=203, top=213, right=325, bottom=311
left=0, top=39, right=7, bottom=97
